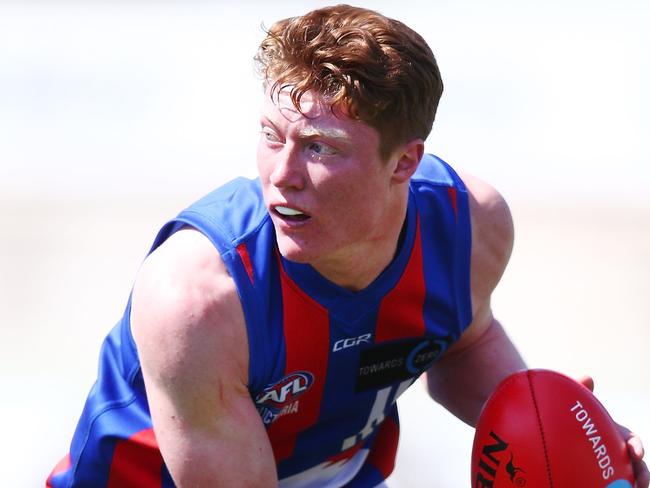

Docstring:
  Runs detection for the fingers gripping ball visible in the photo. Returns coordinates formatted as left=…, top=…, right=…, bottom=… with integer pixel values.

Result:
left=471, top=369, right=634, bottom=487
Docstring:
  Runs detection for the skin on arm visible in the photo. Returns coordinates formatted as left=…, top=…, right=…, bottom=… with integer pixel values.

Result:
left=426, top=173, right=526, bottom=427
left=426, top=175, right=649, bottom=488
left=130, top=228, right=277, bottom=487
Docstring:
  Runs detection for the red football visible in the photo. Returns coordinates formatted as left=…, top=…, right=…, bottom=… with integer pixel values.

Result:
left=471, top=369, right=634, bottom=487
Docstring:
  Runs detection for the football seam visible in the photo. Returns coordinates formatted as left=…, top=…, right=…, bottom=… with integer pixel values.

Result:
left=527, top=370, right=555, bottom=488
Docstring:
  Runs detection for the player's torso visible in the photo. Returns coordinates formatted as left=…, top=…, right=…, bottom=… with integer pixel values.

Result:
left=235, top=157, right=472, bottom=485
left=255, top=210, right=456, bottom=485
left=140, top=154, right=472, bottom=487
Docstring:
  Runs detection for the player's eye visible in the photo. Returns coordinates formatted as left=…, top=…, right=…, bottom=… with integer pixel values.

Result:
left=308, top=141, right=336, bottom=156
left=261, top=128, right=281, bottom=143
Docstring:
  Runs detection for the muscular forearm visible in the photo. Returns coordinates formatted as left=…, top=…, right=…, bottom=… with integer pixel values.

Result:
left=156, top=417, right=278, bottom=488
left=426, top=319, right=526, bottom=426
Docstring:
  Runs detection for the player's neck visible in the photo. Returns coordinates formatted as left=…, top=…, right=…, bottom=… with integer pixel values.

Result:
left=311, top=201, right=408, bottom=292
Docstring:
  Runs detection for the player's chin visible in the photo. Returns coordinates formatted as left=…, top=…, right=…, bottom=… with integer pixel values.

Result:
left=275, top=234, right=318, bottom=264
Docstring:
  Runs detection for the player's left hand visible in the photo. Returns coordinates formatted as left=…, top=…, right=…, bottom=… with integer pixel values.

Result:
left=578, top=375, right=649, bottom=488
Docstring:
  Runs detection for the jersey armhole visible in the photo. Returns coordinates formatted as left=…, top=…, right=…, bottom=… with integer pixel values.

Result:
left=145, top=212, right=268, bottom=393
left=415, top=154, right=474, bottom=333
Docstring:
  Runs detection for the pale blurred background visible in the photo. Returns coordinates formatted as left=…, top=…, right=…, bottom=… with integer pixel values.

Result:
left=1, top=1, right=648, bottom=486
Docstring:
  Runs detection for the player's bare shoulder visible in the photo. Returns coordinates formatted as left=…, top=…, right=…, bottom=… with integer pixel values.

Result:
left=130, top=227, right=249, bottom=393
left=460, top=173, right=514, bottom=305
left=130, top=230, right=274, bottom=486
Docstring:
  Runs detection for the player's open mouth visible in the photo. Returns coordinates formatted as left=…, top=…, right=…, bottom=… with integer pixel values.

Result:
left=273, top=205, right=311, bottom=222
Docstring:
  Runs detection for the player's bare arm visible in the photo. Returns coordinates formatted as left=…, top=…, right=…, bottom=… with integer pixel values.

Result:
left=130, top=227, right=277, bottom=487
left=427, top=175, right=648, bottom=487
left=426, top=173, right=526, bottom=426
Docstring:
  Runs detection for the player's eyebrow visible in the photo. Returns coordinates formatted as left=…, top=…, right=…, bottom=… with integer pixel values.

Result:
left=259, top=115, right=281, bottom=130
left=296, top=126, right=351, bottom=143
left=260, top=112, right=353, bottom=144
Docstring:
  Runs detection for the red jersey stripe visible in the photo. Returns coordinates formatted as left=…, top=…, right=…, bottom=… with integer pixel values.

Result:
left=268, top=262, right=330, bottom=463
left=447, top=187, right=458, bottom=218
left=107, top=428, right=163, bottom=488
left=236, top=243, right=255, bottom=284
left=366, top=415, right=399, bottom=479
left=375, top=217, right=426, bottom=342
left=45, top=453, right=71, bottom=487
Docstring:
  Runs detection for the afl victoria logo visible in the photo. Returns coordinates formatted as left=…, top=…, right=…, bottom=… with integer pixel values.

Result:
left=255, top=371, right=314, bottom=409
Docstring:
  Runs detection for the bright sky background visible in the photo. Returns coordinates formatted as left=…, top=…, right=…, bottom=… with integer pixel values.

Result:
left=1, top=0, right=648, bottom=204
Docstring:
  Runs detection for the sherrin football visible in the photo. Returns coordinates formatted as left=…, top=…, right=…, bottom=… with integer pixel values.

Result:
left=471, top=369, right=634, bottom=487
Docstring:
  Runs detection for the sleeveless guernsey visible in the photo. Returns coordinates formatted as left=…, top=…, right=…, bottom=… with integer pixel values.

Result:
left=47, top=154, right=472, bottom=488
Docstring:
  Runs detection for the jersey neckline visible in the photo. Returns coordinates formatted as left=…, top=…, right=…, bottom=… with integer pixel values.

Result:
left=278, top=191, right=418, bottom=324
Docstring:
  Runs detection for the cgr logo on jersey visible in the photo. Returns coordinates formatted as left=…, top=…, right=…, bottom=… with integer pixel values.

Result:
left=333, top=333, right=372, bottom=352
left=255, top=371, right=314, bottom=425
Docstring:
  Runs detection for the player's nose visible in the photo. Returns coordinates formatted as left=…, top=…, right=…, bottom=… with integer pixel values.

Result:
left=269, top=145, right=305, bottom=191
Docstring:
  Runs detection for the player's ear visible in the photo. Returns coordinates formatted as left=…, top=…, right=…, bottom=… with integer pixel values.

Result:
left=391, top=139, right=424, bottom=183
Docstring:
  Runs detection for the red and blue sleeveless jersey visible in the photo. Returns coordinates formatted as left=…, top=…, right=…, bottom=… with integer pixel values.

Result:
left=47, top=154, right=472, bottom=487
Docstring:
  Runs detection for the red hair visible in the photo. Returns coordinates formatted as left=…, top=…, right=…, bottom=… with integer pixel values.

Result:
left=255, top=4, right=443, bottom=159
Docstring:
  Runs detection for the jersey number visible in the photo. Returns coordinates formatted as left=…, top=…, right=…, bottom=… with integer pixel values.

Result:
left=341, top=379, right=412, bottom=450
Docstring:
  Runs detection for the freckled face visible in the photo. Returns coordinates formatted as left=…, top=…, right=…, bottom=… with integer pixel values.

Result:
left=256, top=88, right=399, bottom=267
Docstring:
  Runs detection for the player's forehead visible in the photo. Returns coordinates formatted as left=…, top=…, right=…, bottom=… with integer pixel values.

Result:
left=260, top=86, right=331, bottom=124
left=259, top=85, right=375, bottom=140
